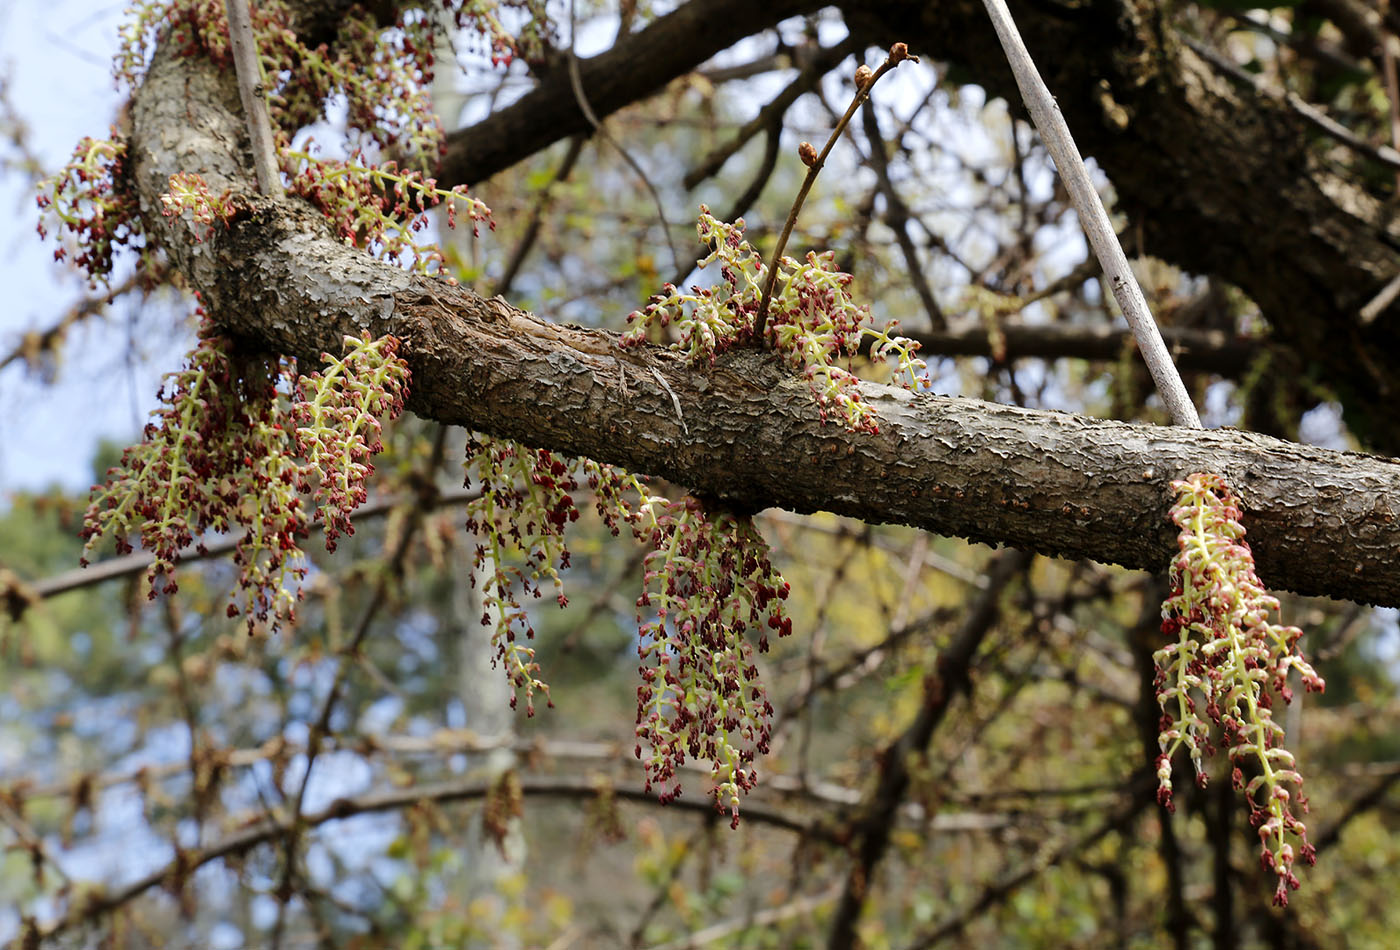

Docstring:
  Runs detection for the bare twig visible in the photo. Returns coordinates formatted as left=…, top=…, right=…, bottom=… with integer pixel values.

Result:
left=271, top=427, right=450, bottom=943
left=754, top=43, right=917, bottom=340
left=904, top=782, right=1150, bottom=948
left=0, top=796, right=73, bottom=888
left=21, top=487, right=480, bottom=612
left=29, top=773, right=839, bottom=942
left=860, top=98, right=945, bottom=329
left=682, top=37, right=859, bottom=190
left=225, top=0, right=283, bottom=198
left=825, top=549, right=1029, bottom=950
left=891, top=322, right=1264, bottom=376
left=646, top=886, right=843, bottom=950
left=494, top=136, right=585, bottom=297
left=1382, top=0, right=1400, bottom=191
left=567, top=0, right=681, bottom=276
left=0, top=270, right=162, bottom=375
left=1183, top=33, right=1400, bottom=175
left=980, top=0, right=1200, bottom=428
left=1361, top=270, right=1400, bottom=325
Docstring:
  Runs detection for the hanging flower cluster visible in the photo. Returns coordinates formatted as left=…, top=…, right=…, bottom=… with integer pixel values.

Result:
left=80, top=321, right=410, bottom=633
left=463, top=438, right=585, bottom=716
left=564, top=462, right=799, bottom=824
left=115, top=0, right=546, bottom=162
left=1155, top=472, right=1325, bottom=906
left=621, top=207, right=925, bottom=432
left=56, top=0, right=800, bottom=833
left=449, top=0, right=554, bottom=68
left=36, top=136, right=149, bottom=286
left=606, top=486, right=792, bottom=827
left=464, top=455, right=793, bottom=823
left=80, top=315, right=303, bottom=628
left=292, top=333, right=411, bottom=551
left=44, top=0, right=501, bottom=285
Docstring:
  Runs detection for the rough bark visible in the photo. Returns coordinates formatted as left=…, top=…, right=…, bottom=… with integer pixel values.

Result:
left=128, top=45, right=1400, bottom=606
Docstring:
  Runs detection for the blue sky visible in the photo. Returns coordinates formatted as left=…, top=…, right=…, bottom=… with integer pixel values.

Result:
left=0, top=0, right=189, bottom=496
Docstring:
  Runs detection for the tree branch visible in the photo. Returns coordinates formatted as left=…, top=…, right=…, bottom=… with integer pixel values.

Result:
left=979, top=0, right=1199, bottom=428
left=900, top=323, right=1264, bottom=375
left=126, top=33, right=1400, bottom=607
left=845, top=0, right=1400, bottom=451
left=225, top=0, right=283, bottom=198
left=826, top=549, right=1027, bottom=949
left=432, top=0, right=1400, bottom=452
left=29, top=774, right=838, bottom=943
left=439, top=0, right=823, bottom=186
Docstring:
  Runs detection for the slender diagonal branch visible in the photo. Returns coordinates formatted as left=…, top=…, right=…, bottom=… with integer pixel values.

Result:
left=860, top=98, right=945, bottom=329
left=903, top=780, right=1151, bottom=948
left=826, top=549, right=1029, bottom=950
left=978, top=0, right=1200, bottom=428
left=681, top=36, right=859, bottom=190
left=754, top=43, right=915, bottom=339
left=225, top=0, right=284, bottom=198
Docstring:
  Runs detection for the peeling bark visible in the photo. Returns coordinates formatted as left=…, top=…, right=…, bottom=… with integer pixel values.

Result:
left=127, top=33, right=1400, bottom=606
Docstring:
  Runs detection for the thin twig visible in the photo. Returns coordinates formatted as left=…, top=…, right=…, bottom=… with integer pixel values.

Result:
left=271, top=426, right=450, bottom=943
left=30, top=773, right=838, bottom=943
left=19, top=486, right=480, bottom=612
left=225, top=0, right=284, bottom=198
left=567, top=0, right=681, bottom=277
left=825, top=550, right=1029, bottom=950
left=980, top=0, right=1201, bottom=428
left=753, top=43, right=917, bottom=341
left=904, top=782, right=1151, bottom=949
left=646, top=886, right=843, bottom=950
left=681, top=37, right=859, bottom=190
left=0, top=270, right=158, bottom=374
left=1382, top=0, right=1400, bottom=191
left=860, top=98, right=946, bottom=329
left=494, top=136, right=585, bottom=297
left=1361, top=270, right=1400, bottom=325
left=0, top=796, right=73, bottom=888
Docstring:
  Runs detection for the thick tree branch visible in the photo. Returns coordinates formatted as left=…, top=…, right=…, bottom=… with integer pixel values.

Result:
left=439, top=0, right=823, bottom=186
left=129, top=42, right=1400, bottom=607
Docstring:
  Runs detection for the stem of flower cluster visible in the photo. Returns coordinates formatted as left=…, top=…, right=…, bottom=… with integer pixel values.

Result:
left=753, top=43, right=916, bottom=341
